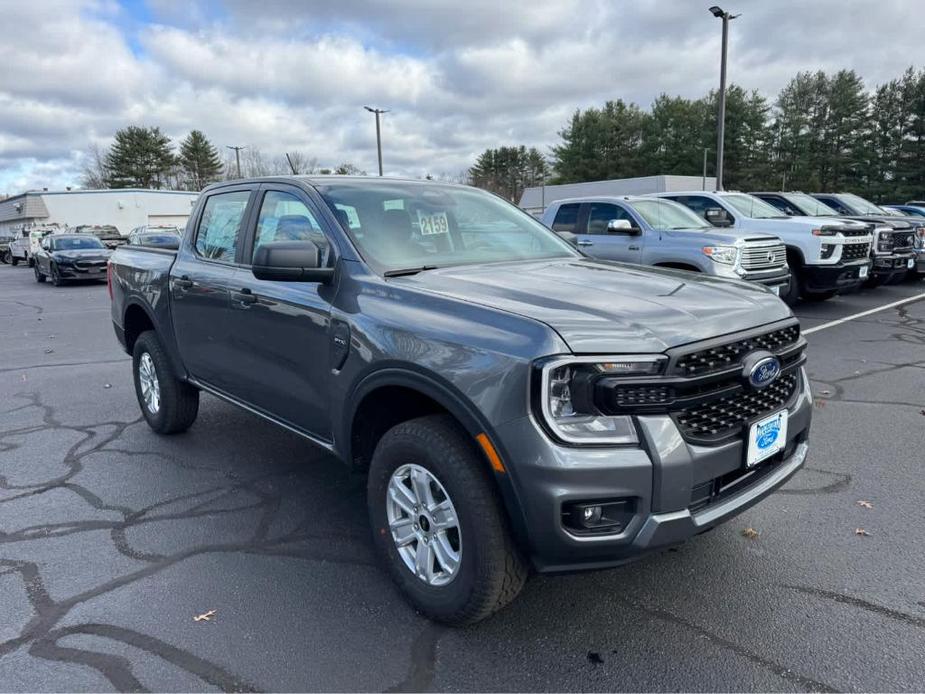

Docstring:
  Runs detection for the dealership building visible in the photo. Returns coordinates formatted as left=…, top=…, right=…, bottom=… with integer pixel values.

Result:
left=0, top=188, right=199, bottom=236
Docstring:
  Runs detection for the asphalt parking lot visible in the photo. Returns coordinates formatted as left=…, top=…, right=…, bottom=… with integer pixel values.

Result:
left=1, top=262, right=924, bottom=692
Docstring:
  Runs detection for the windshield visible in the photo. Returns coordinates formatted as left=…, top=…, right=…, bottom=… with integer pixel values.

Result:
left=721, top=194, right=789, bottom=219
left=315, top=181, right=579, bottom=274
left=631, top=199, right=711, bottom=230
left=839, top=193, right=883, bottom=215
left=783, top=193, right=839, bottom=216
left=53, top=236, right=105, bottom=250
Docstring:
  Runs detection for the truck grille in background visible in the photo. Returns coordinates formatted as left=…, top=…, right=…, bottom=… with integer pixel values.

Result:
left=841, top=242, right=870, bottom=261
left=740, top=241, right=787, bottom=271
left=674, top=373, right=798, bottom=440
left=674, top=324, right=800, bottom=377
left=893, top=231, right=914, bottom=250
left=839, top=227, right=871, bottom=237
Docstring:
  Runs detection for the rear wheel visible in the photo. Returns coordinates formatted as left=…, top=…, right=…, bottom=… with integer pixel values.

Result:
left=11, top=255, right=19, bottom=266
left=132, top=331, right=199, bottom=434
left=33, top=262, right=45, bottom=283
left=1, top=249, right=9, bottom=264
left=368, top=414, right=527, bottom=625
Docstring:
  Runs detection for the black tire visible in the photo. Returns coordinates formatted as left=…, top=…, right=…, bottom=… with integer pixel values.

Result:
left=368, top=414, right=527, bottom=625
left=802, top=289, right=837, bottom=302
left=1, top=249, right=9, bottom=264
left=132, top=330, right=199, bottom=434
left=780, top=265, right=800, bottom=306
left=27, top=257, right=34, bottom=268
left=11, top=256, right=19, bottom=267
left=34, top=262, right=45, bottom=283
left=50, top=264, right=64, bottom=286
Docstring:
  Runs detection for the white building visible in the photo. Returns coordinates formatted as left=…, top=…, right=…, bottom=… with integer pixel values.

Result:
left=0, top=189, right=199, bottom=236
left=519, top=175, right=718, bottom=216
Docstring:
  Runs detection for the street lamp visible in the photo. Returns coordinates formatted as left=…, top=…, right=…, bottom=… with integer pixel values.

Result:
left=364, top=106, right=389, bottom=176
left=708, top=6, right=739, bottom=191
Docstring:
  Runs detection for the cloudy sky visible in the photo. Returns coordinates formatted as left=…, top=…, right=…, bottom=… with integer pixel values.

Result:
left=1, top=0, right=922, bottom=194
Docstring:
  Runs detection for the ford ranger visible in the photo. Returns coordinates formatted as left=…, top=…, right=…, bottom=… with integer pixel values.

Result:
left=653, top=191, right=873, bottom=303
left=109, top=177, right=812, bottom=624
left=539, top=196, right=791, bottom=301
left=752, top=192, right=916, bottom=286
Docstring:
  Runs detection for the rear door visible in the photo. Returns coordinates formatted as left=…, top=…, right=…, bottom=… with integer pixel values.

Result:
left=574, top=202, right=643, bottom=263
left=170, top=186, right=256, bottom=391
left=221, top=183, right=337, bottom=440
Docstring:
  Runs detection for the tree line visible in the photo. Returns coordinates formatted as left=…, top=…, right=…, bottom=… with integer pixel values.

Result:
left=469, top=66, right=925, bottom=203
left=81, top=126, right=365, bottom=191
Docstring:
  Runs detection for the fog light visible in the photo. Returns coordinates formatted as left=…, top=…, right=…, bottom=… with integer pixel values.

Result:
left=563, top=499, right=635, bottom=535
left=582, top=505, right=602, bottom=525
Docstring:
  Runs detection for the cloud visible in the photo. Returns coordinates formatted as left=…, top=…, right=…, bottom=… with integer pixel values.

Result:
left=1, top=0, right=923, bottom=193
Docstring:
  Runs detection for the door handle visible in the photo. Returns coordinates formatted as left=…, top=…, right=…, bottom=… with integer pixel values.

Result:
left=628, top=245, right=641, bottom=251
left=576, top=240, right=593, bottom=246
left=232, top=288, right=258, bottom=305
left=174, top=276, right=193, bottom=289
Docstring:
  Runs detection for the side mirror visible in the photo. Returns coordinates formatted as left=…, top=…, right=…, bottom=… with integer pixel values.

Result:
left=252, top=240, right=334, bottom=283
left=705, top=208, right=731, bottom=226
left=607, top=219, right=639, bottom=234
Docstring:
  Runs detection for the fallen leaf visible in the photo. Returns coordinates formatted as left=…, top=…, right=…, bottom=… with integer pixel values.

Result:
left=856, top=500, right=873, bottom=509
left=193, top=609, right=216, bottom=622
left=587, top=651, right=604, bottom=665
left=855, top=528, right=871, bottom=537
left=814, top=399, right=827, bottom=409
left=742, top=527, right=759, bottom=540
left=44, top=349, right=54, bottom=354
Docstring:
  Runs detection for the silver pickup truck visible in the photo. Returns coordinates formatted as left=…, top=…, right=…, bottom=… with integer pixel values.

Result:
left=540, top=196, right=792, bottom=300
left=654, top=191, right=873, bottom=304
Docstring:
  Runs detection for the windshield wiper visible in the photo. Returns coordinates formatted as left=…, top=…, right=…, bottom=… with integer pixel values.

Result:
left=383, top=265, right=439, bottom=277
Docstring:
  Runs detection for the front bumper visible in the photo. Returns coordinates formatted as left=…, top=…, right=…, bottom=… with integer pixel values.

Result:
left=494, top=368, right=812, bottom=572
left=803, top=259, right=870, bottom=293
left=56, top=262, right=108, bottom=278
left=871, top=252, right=915, bottom=282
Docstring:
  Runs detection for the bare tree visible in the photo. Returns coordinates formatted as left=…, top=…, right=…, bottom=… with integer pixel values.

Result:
left=80, top=143, right=109, bottom=189
left=280, top=151, right=319, bottom=175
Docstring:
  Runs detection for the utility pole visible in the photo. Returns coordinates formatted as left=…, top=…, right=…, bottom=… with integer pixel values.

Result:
left=709, top=6, right=739, bottom=191
left=364, top=106, right=389, bottom=176
left=702, top=148, right=709, bottom=190
left=226, top=145, right=245, bottom=178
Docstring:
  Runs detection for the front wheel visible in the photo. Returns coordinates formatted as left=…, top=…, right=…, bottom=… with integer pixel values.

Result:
left=780, top=266, right=800, bottom=306
left=50, top=264, right=63, bottom=286
left=368, top=414, right=527, bottom=625
left=34, top=263, right=45, bottom=283
left=11, top=255, right=19, bottom=266
left=132, top=331, right=200, bottom=434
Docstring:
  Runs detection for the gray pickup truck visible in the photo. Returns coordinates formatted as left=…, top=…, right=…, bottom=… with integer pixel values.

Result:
left=540, top=196, right=791, bottom=301
left=109, top=176, right=811, bottom=624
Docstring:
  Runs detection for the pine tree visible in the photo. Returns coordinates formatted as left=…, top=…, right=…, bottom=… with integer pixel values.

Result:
left=179, top=130, right=223, bottom=191
left=468, top=146, right=549, bottom=201
left=105, top=126, right=175, bottom=189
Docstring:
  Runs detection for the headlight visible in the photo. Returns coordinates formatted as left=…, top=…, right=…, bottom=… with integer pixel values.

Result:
left=811, top=228, right=838, bottom=236
left=701, top=245, right=739, bottom=265
left=537, top=357, right=665, bottom=445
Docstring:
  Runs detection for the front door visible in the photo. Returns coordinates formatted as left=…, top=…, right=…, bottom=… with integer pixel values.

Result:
left=222, top=185, right=336, bottom=440
left=171, top=187, right=254, bottom=392
left=574, top=202, right=644, bottom=263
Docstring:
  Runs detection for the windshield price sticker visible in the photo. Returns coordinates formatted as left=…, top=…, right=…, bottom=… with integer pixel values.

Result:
left=417, top=211, right=449, bottom=236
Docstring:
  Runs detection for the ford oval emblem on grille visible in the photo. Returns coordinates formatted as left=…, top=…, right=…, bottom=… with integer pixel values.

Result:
left=747, top=355, right=781, bottom=389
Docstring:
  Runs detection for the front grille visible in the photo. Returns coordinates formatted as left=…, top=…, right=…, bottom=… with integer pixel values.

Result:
left=893, top=231, right=914, bottom=250
left=674, top=324, right=800, bottom=377
left=841, top=242, right=870, bottom=260
left=75, top=260, right=106, bottom=270
left=673, top=373, right=798, bottom=441
left=740, top=242, right=787, bottom=271
left=839, top=226, right=871, bottom=237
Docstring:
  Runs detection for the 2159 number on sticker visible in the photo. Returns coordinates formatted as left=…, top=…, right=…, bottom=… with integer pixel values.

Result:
left=417, top=211, right=449, bottom=236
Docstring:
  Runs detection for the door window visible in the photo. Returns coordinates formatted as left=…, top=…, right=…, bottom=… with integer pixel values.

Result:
left=253, top=190, right=330, bottom=265
left=194, top=190, right=251, bottom=262
left=551, top=203, right=580, bottom=232
left=586, top=203, right=633, bottom=234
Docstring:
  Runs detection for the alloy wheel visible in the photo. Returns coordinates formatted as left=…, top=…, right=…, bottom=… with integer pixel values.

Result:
left=138, top=352, right=161, bottom=414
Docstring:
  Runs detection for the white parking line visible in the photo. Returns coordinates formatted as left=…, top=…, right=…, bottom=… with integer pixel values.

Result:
left=803, top=291, right=925, bottom=335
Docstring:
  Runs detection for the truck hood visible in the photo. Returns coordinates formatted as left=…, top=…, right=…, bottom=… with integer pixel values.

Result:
left=668, top=229, right=781, bottom=244
left=397, top=258, right=791, bottom=354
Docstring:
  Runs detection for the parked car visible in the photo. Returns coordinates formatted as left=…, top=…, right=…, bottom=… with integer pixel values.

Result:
left=33, top=233, right=112, bottom=286
left=652, top=191, right=872, bottom=303
left=0, top=230, right=14, bottom=264
left=127, top=225, right=182, bottom=249
left=110, top=176, right=812, bottom=624
left=883, top=204, right=925, bottom=218
left=540, top=196, right=791, bottom=300
left=810, top=192, right=924, bottom=279
left=752, top=192, right=915, bottom=286
left=70, top=224, right=126, bottom=249
left=7, top=227, right=56, bottom=266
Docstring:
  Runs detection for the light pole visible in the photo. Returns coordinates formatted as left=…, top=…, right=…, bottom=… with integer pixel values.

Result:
left=709, top=6, right=738, bottom=191
left=226, top=145, right=245, bottom=178
left=364, top=106, right=389, bottom=176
